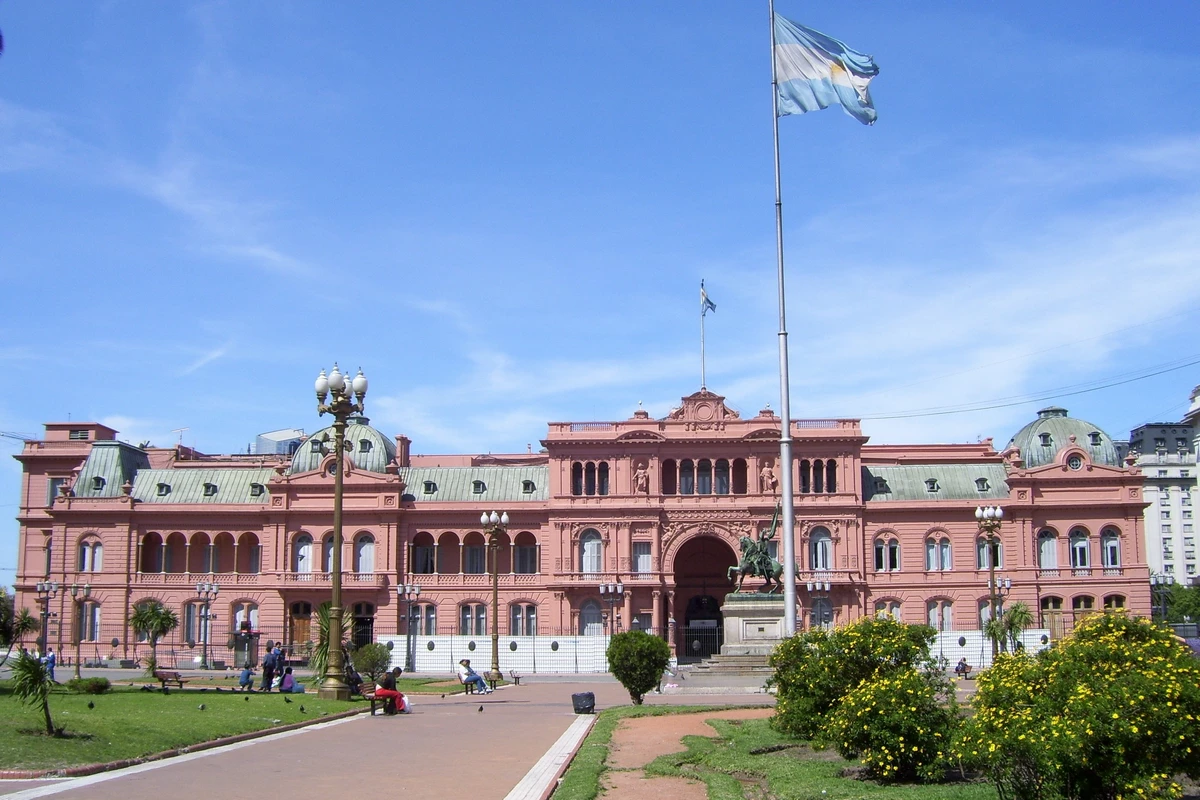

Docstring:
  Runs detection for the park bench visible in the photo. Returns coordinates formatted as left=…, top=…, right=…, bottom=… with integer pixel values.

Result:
left=154, top=670, right=189, bottom=690
left=462, top=671, right=516, bottom=693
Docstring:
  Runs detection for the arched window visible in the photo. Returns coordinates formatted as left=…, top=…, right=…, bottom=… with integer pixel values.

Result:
left=354, top=533, right=375, bottom=573
left=825, top=459, right=837, bottom=493
left=1041, top=596, right=1064, bottom=638
left=597, top=462, right=609, bottom=496
left=294, top=534, right=313, bottom=573
left=77, top=601, right=101, bottom=642
left=579, top=530, right=602, bottom=575
left=139, top=533, right=163, bottom=573
left=351, top=602, right=375, bottom=647
left=463, top=532, right=486, bottom=574
left=809, top=527, right=832, bottom=571
left=1101, top=528, right=1121, bottom=569
left=411, top=532, right=435, bottom=574
left=237, top=532, right=261, bottom=574
left=809, top=598, right=833, bottom=630
left=731, top=459, right=748, bottom=494
left=979, top=598, right=1005, bottom=625
left=186, top=532, right=210, bottom=574
left=322, top=534, right=335, bottom=572
left=679, top=460, right=695, bottom=495
left=874, top=536, right=900, bottom=572
left=874, top=599, right=901, bottom=621
left=661, top=459, right=677, bottom=495
left=584, top=462, right=596, bottom=495
left=77, top=538, right=104, bottom=572
left=514, top=531, right=538, bottom=574
left=714, top=459, right=730, bottom=494
left=926, top=537, right=952, bottom=571
left=813, top=459, right=825, bottom=493
left=571, top=462, right=583, bottom=496
left=696, top=459, right=712, bottom=494
left=233, top=601, right=259, bottom=631
left=183, top=601, right=209, bottom=647
left=927, top=599, right=953, bottom=631
left=799, top=460, right=811, bottom=493
left=1069, top=528, right=1090, bottom=570
left=510, top=603, right=537, bottom=635
left=976, top=536, right=1002, bottom=569
left=579, top=600, right=604, bottom=635
left=1037, top=529, right=1058, bottom=569
left=1071, top=595, right=1095, bottom=616
left=1103, top=594, right=1126, bottom=610
left=414, top=603, right=437, bottom=635
left=459, top=603, right=486, bottom=636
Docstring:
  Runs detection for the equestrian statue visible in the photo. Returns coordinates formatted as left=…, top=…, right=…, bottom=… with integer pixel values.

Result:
left=727, top=504, right=784, bottom=593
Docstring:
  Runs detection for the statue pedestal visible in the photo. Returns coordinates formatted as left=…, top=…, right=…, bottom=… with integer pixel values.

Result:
left=720, top=594, right=788, bottom=656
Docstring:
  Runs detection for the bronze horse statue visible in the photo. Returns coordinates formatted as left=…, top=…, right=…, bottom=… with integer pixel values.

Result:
left=727, top=534, right=784, bottom=593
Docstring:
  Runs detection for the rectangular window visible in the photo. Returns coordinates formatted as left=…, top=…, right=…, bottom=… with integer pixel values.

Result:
left=464, top=545, right=485, bottom=574
left=515, top=544, right=538, bottom=574
left=1160, top=493, right=1171, bottom=506
left=1162, top=510, right=1172, bottom=520
left=633, top=542, right=652, bottom=573
left=1184, top=511, right=1193, bottom=520
left=47, top=478, right=66, bottom=505
left=68, top=429, right=88, bottom=440
left=412, top=545, right=435, bottom=574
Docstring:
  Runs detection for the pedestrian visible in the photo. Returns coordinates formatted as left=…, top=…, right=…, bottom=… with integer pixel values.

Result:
left=238, top=663, right=256, bottom=691
left=261, top=647, right=278, bottom=692
left=456, top=659, right=491, bottom=694
left=41, top=647, right=57, bottom=682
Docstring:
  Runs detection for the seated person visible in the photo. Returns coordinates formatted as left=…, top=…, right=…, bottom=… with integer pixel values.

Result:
left=345, top=664, right=364, bottom=696
left=279, top=666, right=305, bottom=693
left=456, top=659, right=491, bottom=694
left=954, top=658, right=972, bottom=677
left=373, top=671, right=408, bottom=714
left=238, top=664, right=256, bottom=692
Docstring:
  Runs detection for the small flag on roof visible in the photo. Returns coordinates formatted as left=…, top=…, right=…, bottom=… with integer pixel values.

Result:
left=701, top=280, right=716, bottom=316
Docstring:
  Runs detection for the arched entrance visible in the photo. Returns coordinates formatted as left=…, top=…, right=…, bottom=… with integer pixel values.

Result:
left=671, top=534, right=738, bottom=662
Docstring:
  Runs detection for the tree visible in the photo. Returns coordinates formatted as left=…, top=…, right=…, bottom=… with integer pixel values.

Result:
left=1167, top=582, right=1200, bottom=624
left=606, top=630, right=671, bottom=705
left=351, top=642, right=393, bottom=685
left=769, top=616, right=939, bottom=738
left=128, top=600, right=179, bottom=676
left=11, top=650, right=58, bottom=736
left=310, top=601, right=354, bottom=681
left=1001, top=601, right=1035, bottom=653
left=0, top=606, right=38, bottom=666
left=958, top=612, right=1200, bottom=800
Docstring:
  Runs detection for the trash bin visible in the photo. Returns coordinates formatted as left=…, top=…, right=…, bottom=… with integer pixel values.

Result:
left=571, top=691, right=595, bottom=714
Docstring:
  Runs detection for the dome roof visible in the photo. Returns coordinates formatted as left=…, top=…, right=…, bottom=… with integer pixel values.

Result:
left=1007, top=407, right=1119, bottom=469
left=288, top=416, right=397, bottom=475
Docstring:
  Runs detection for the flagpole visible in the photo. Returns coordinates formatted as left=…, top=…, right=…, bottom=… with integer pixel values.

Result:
left=768, top=0, right=798, bottom=635
left=701, top=289, right=707, bottom=390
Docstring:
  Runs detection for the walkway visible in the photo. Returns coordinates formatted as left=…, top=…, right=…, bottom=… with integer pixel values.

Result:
left=0, top=677, right=773, bottom=800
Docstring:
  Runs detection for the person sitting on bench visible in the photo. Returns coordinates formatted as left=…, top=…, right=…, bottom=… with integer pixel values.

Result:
left=954, top=658, right=972, bottom=677
left=457, top=659, right=491, bottom=694
left=373, top=668, right=408, bottom=713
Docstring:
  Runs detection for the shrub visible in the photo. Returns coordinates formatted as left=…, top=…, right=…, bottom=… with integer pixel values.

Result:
left=607, top=630, right=671, bottom=705
left=350, top=642, right=393, bottom=685
left=66, top=676, right=111, bottom=695
left=823, top=666, right=958, bottom=783
left=769, top=616, right=938, bottom=738
left=957, top=613, right=1200, bottom=800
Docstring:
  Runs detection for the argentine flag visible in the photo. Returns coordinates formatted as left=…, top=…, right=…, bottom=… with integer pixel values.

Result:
left=773, top=15, right=878, bottom=125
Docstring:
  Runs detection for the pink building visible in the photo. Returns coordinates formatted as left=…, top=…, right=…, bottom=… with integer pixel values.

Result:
left=12, top=389, right=1151, bottom=671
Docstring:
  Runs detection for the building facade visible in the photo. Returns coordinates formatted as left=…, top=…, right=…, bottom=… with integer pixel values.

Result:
left=12, top=388, right=1152, bottom=671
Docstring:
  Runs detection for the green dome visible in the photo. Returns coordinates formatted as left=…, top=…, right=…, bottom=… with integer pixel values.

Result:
left=1007, top=407, right=1119, bottom=469
left=288, top=416, right=397, bottom=475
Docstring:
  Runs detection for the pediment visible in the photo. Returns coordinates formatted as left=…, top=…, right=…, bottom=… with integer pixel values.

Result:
left=616, top=430, right=666, bottom=442
left=743, top=428, right=781, bottom=441
left=665, top=390, right=741, bottom=424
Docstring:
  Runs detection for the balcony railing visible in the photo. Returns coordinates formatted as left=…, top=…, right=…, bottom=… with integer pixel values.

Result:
left=405, top=572, right=541, bottom=587
left=136, top=571, right=262, bottom=585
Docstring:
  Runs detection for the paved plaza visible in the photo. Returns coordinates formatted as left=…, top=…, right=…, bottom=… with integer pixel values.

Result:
left=0, top=675, right=774, bottom=800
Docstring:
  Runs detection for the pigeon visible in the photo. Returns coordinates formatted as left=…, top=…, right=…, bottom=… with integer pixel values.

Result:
left=299, top=705, right=305, bottom=713
left=245, top=696, right=250, bottom=702
left=198, top=703, right=206, bottom=711
left=215, top=687, right=223, bottom=692
left=200, top=687, right=209, bottom=692
left=283, top=696, right=292, bottom=704
left=441, top=694, right=445, bottom=699
left=87, top=701, right=94, bottom=709
left=478, top=705, right=484, bottom=713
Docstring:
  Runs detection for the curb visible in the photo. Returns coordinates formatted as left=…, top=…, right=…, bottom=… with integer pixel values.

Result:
left=0, top=707, right=367, bottom=779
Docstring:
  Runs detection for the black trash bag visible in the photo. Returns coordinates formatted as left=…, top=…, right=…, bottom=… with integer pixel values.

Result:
left=571, top=691, right=595, bottom=714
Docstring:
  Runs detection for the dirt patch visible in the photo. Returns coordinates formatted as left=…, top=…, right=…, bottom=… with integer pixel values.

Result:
left=601, top=708, right=776, bottom=800
left=607, top=708, right=774, bottom=770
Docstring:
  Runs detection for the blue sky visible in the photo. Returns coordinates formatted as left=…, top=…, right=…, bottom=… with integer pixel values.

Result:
left=2, top=2, right=1200, bottom=587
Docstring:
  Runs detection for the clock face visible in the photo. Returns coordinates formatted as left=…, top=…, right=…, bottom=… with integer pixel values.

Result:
left=1067, top=455, right=1083, bottom=470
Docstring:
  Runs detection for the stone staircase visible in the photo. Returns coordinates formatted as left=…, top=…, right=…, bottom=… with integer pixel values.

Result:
left=689, top=653, right=773, bottom=677
left=663, top=653, right=775, bottom=694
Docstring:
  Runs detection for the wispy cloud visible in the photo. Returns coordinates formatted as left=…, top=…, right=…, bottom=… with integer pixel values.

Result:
left=179, top=342, right=232, bottom=376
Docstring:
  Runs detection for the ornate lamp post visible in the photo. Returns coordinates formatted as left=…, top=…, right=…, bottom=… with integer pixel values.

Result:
left=600, top=582, right=624, bottom=636
left=34, top=581, right=59, bottom=656
left=976, top=505, right=1005, bottom=658
left=480, top=510, right=508, bottom=684
left=397, top=583, right=421, bottom=672
left=195, top=581, right=219, bottom=669
left=315, top=363, right=368, bottom=701
left=1151, top=573, right=1176, bottom=621
left=69, top=582, right=91, bottom=680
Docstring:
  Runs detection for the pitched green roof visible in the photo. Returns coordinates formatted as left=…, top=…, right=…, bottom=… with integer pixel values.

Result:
left=132, top=468, right=276, bottom=504
left=72, top=441, right=150, bottom=498
left=399, top=466, right=548, bottom=503
left=863, top=464, right=1009, bottom=502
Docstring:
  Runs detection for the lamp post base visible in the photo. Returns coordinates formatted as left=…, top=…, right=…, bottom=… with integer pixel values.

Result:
left=317, top=681, right=352, bottom=702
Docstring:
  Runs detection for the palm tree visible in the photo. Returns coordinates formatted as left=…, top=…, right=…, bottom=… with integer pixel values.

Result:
left=983, top=616, right=1007, bottom=655
left=128, top=600, right=179, bottom=676
left=310, top=601, right=353, bottom=681
left=11, top=650, right=57, bottom=736
left=1002, top=602, right=1035, bottom=653
left=0, top=608, right=39, bottom=666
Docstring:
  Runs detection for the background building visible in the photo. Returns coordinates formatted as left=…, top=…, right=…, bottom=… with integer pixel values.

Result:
left=12, top=388, right=1152, bottom=672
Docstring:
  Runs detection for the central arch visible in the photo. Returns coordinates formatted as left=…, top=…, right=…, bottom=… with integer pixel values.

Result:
left=671, top=534, right=738, bottom=662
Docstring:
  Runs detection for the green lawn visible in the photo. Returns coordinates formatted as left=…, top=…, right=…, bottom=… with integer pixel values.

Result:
left=554, top=707, right=995, bottom=800
left=110, top=672, right=464, bottom=694
left=0, top=684, right=359, bottom=772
